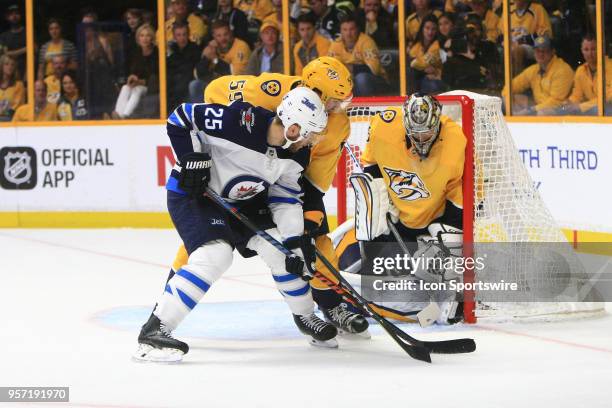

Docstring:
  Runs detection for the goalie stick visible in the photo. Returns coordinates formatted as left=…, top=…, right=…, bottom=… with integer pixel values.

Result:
left=203, top=187, right=476, bottom=362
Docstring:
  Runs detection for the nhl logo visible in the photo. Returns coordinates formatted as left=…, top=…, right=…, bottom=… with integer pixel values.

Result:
left=0, top=147, right=37, bottom=190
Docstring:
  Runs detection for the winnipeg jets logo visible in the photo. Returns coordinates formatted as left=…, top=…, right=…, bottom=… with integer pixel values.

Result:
left=383, top=167, right=430, bottom=201
left=4, top=151, right=32, bottom=186
left=234, top=183, right=263, bottom=199
left=224, top=176, right=269, bottom=201
left=301, top=97, right=316, bottom=111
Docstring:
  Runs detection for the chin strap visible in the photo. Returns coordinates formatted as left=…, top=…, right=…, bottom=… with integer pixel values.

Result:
left=281, top=129, right=305, bottom=149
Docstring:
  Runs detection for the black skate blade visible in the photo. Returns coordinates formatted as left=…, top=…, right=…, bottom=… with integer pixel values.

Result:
left=422, top=338, right=476, bottom=354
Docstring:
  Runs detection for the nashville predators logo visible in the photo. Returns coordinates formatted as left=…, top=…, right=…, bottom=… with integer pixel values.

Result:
left=380, top=109, right=396, bottom=123
left=327, top=68, right=339, bottom=80
left=411, top=101, right=430, bottom=124
left=383, top=167, right=430, bottom=201
left=261, top=80, right=281, bottom=96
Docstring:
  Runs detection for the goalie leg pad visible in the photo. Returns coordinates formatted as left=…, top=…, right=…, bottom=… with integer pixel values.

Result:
left=350, top=173, right=399, bottom=241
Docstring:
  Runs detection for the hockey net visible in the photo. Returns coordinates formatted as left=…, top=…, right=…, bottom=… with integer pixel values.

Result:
left=336, top=91, right=604, bottom=323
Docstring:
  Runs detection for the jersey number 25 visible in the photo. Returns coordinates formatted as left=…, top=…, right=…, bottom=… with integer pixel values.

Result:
left=204, top=107, right=223, bottom=131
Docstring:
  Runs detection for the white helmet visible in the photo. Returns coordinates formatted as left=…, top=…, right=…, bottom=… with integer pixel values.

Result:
left=276, top=87, right=328, bottom=148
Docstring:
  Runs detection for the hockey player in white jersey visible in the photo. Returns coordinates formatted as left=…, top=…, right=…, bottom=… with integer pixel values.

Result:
left=134, top=87, right=334, bottom=362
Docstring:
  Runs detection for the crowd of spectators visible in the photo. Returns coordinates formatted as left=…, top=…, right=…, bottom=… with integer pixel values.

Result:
left=158, top=0, right=608, bottom=112
left=0, top=0, right=610, bottom=121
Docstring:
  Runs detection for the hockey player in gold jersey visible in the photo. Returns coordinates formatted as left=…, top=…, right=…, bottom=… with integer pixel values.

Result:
left=346, top=93, right=466, bottom=324
left=166, top=57, right=371, bottom=337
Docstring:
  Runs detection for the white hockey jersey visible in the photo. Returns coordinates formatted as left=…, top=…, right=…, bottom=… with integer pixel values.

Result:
left=165, top=101, right=310, bottom=241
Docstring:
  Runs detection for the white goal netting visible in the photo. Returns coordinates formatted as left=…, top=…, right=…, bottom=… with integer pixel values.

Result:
left=340, top=91, right=604, bottom=321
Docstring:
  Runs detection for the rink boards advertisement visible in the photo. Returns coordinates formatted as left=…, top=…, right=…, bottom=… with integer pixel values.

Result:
left=0, top=121, right=611, bottom=231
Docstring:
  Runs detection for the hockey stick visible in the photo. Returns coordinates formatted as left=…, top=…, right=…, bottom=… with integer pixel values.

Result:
left=202, top=187, right=430, bottom=362
left=204, top=187, right=475, bottom=361
left=312, top=244, right=475, bottom=355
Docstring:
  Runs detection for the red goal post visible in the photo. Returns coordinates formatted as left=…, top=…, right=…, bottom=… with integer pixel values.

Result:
left=336, top=95, right=478, bottom=323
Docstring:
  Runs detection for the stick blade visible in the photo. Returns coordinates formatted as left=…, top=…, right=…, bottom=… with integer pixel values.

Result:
left=405, top=344, right=433, bottom=363
left=379, top=319, right=432, bottom=362
left=423, top=338, right=476, bottom=354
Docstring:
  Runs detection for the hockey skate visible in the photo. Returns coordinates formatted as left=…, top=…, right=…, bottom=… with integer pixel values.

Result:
left=293, top=313, right=338, bottom=348
left=322, top=303, right=371, bottom=339
left=132, top=314, right=189, bottom=363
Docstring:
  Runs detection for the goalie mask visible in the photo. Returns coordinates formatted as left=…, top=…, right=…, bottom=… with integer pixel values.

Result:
left=403, top=94, right=442, bottom=158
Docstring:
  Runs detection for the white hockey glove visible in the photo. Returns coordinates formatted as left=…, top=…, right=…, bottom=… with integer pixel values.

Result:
left=350, top=173, right=399, bottom=241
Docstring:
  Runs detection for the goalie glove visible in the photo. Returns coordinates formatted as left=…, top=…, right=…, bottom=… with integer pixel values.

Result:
left=413, top=223, right=463, bottom=283
left=350, top=173, right=399, bottom=241
left=427, top=223, right=463, bottom=258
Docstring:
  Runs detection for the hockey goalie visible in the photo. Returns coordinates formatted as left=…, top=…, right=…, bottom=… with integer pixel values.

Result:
left=336, top=93, right=467, bottom=325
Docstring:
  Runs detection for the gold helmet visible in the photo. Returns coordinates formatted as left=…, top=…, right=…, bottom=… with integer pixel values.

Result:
left=302, top=57, right=353, bottom=106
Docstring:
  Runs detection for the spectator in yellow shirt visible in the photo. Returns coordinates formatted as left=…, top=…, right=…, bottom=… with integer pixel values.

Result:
left=43, top=54, right=67, bottom=105
left=293, top=13, right=330, bottom=75
left=205, top=19, right=251, bottom=75
left=13, top=80, right=58, bottom=122
left=466, top=0, right=500, bottom=43
left=564, top=35, right=598, bottom=115
left=164, top=0, right=207, bottom=45
left=37, top=18, right=78, bottom=81
left=234, top=0, right=275, bottom=23
left=409, top=14, right=444, bottom=93
left=0, top=55, right=25, bottom=121
left=509, top=35, right=574, bottom=115
left=234, top=0, right=274, bottom=21
left=506, top=0, right=552, bottom=74
left=405, top=0, right=442, bottom=46
left=267, top=0, right=298, bottom=44
left=190, top=20, right=251, bottom=101
left=328, top=14, right=388, bottom=96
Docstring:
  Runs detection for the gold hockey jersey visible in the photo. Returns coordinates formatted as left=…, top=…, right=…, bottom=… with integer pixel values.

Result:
left=361, top=107, right=465, bottom=229
left=204, top=73, right=350, bottom=193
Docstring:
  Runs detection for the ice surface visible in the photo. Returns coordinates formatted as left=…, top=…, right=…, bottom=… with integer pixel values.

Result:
left=1, top=229, right=611, bottom=408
